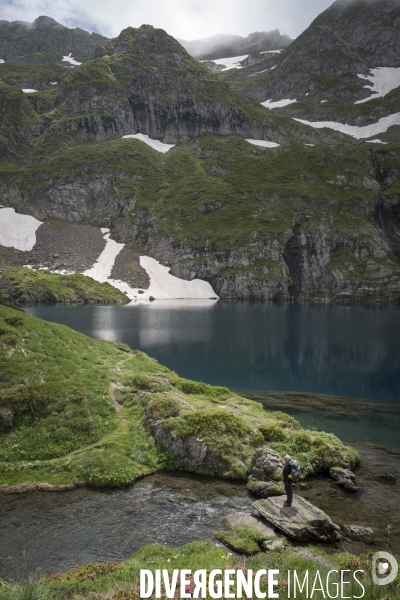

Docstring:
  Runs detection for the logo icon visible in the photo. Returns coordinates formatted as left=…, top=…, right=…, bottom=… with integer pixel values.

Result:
left=372, top=552, right=398, bottom=586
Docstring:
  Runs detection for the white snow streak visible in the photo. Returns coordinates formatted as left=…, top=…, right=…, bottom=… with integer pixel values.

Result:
left=84, top=229, right=218, bottom=301
left=22, top=89, right=38, bottom=93
left=261, top=98, right=297, bottom=109
left=355, top=67, right=400, bottom=104
left=249, top=65, right=277, bottom=76
left=294, top=112, right=400, bottom=139
left=0, top=59, right=4, bottom=64
left=260, top=49, right=283, bottom=54
left=366, top=139, right=388, bottom=144
left=0, top=207, right=43, bottom=251
left=122, top=133, right=175, bottom=153
left=50, top=82, right=58, bottom=85
left=207, top=54, right=249, bottom=71
left=246, top=139, right=280, bottom=148
left=83, top=229, right=124, bottom=282
left=62, top=53, right=82, bottom=66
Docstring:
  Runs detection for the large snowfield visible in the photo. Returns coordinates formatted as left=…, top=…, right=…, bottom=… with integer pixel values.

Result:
left=207, top=54, right=249, bottom=71
left=0, top=207, right=43, bottom=251
left=294, top=112, right=400, bottom=139
left=355, top=67, right=400, bottom=104
left=122, top=133, right=175, bottom=153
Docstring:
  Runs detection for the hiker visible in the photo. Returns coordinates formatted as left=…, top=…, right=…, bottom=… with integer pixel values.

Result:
left=282, top=454, right=293, bottom=507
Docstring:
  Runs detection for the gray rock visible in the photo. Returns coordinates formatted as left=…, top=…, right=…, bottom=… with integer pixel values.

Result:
left=261, top=538, right=284, bottom=551
left=379, top=473, right=396, bottom=481
left=0, top=411, right=13, bottom=429
left=341, top=524, right=375, bottom=542
left=254, top=495, right=341, bottom=542
left=251, top=447, right=284, bottom=480
left=329, top=466, right=359, bottom=492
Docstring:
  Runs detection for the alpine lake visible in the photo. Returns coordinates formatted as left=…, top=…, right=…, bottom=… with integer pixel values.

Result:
left=1, top=301, right=399, bottom=578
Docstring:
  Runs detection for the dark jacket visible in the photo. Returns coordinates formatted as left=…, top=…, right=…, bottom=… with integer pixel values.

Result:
left=283, top=462, right=292, bottom=483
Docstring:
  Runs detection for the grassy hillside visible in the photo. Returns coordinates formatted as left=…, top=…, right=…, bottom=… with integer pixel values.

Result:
left=0, top=267, right=129, bottom=304
left=0, top=302, right=357, bottom=488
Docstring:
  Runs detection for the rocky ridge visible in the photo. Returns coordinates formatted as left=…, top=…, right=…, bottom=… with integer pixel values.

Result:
left=178, top=30, right=292, bottom=61
left=0, top=16, right=110, bottom=64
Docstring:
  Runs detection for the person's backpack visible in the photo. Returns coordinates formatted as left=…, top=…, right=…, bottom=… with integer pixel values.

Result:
left=290, top=460, right=301, bottom=483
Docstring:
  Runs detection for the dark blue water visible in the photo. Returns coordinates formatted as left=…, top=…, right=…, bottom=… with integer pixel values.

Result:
left=25, top=301, right=400, bottom=403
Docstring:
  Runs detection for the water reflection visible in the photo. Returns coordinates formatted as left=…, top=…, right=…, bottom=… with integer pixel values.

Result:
left=25, top=302, right=400, bottom=403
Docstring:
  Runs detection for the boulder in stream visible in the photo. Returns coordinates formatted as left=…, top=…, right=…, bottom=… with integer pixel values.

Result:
left=329, top=466, right=359, bottom=492
left=341, top=524, right=375, bottom=542
left=247, top=478, right=285, bottom=498
left=253, top=494, right=341, bottom=542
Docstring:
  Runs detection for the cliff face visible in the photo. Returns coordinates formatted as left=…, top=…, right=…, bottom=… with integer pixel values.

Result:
left=1, top=135, right=399, bottom=303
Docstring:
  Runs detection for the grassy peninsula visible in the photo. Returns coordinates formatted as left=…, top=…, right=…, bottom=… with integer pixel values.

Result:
left=0, top=267, right=129, bottom=304
left=0, top=300, right=357, bottom=488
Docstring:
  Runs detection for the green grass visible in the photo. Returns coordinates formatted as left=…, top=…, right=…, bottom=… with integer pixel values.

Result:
left=1, top=267, right=129, bottom=304
left=1, top=541, right=398, bottom=599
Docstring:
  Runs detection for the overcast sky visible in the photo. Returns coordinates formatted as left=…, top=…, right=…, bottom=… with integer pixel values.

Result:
left=0, top=0, right=335, bottom=40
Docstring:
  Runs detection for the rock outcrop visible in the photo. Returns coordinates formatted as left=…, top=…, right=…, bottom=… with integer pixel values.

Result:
left=329, top=466, right=359, bottom=492
left=250, top=447, right=284, bottom=481
left=254, top=495, right=341, bottom=542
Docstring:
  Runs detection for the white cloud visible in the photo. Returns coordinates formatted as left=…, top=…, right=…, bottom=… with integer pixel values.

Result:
left=0, top=0, right=334, bottom=41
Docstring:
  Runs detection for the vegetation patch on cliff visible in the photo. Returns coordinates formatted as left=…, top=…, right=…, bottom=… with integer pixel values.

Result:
left=0, top=266, right=129, bottom=304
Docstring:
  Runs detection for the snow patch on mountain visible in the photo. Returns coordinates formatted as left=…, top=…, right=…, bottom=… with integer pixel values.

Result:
left=62, top=53, right=82, bottom=66
left=84, top=229, right=217, bottom=301
left=0, top=207, right=43, bottom=251
left=22, top=89, right=38, bottom=93
left=294, top=112, right=400, bottom=139
left=140, top=256, right=218, bottom=300
left=355, top=67, right=400, bottom=104
left=260, top=49, right=283, bottom=54
left=249, top=65, right=277, bottom=76
left=122, top=133, right=175, bottom=154
left=246, top=139, right=280, bottom=148
left=261, top=98, right=297, bottom=109
left=206, top=54, right=249, bottom=71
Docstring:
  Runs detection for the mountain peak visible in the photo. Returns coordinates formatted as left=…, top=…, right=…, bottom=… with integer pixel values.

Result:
left=32, top=16, right=65, bottom=29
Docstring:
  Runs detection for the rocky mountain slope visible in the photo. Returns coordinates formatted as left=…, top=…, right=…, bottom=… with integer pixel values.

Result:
left=226, top=0, right=400, bottom=112
left=0, top=16, right=109, bottom=64
left=0, top=1, right=399, bottom=304
left=178, top=30, right=292, bottom=60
